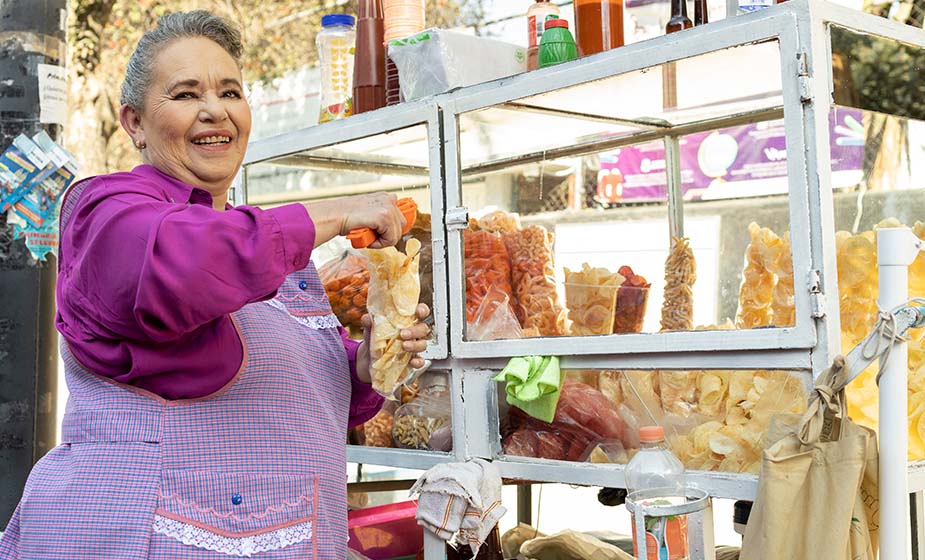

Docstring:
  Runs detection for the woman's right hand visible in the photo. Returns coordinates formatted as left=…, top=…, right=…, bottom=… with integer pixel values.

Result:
left=304, top=192, right=406, bottom=249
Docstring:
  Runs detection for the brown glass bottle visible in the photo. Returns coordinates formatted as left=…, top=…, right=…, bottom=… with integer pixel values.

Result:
left=445, top=526, right=503, bottom=559
left=665, top=0, right=693, bottom=34
left=694, top=0, right=708, bottom=25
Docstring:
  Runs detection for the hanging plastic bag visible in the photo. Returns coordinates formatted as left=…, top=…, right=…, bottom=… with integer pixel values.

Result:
left=467, top=284, right=523, bottom=341
left=464, top=229, right=515, bottom=323
left=741, top=356, right=878, bottom=560
left=365, top=241, right=421, bottom=398
left=503, top=225, right=566, bottom=336
left=318, top=250, right=369, bottom=331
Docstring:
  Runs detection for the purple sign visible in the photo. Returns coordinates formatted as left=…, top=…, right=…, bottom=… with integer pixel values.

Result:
left=594, top=110, right=865, bottom=204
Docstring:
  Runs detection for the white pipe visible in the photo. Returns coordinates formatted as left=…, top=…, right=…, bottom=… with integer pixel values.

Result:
left=877, top=227, right=922, bottom=560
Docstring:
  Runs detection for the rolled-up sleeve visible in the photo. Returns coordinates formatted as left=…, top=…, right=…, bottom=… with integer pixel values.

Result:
left=133, top=201, right=314, bottom=341
left=56, top=174, right=316, bottom=393
left=340, top=328, right=385, bottom=428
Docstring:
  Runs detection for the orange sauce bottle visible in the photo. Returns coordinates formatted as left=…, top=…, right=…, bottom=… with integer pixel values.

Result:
left=574, top=0, right=624, bottom=57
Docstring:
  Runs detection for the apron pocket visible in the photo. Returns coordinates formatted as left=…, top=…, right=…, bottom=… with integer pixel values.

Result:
left=152, top=470, right=318, bottom=557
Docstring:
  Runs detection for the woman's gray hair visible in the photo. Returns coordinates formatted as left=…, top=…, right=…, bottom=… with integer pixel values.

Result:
left=120, top=10, right=243, bottom=110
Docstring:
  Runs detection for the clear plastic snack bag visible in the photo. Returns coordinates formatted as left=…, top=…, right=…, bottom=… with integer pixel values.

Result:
left=318, top=249, right=370, bottom=331
left=365, top=239, right=421, bottom=398
left=392, top=392, right=452, bottom=451
left=467, top=284, right=523, bottom=341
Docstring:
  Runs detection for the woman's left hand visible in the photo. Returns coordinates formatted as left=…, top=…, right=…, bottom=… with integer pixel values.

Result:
left=356, top=303, right=431, bottom=384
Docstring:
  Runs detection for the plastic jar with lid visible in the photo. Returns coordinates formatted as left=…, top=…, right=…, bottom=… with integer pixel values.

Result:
left=316, top=14, right=356, bottom=123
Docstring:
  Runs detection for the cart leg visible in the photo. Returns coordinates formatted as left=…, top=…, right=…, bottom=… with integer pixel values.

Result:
left=423, top=531, right=446, bottom=560
left=517, top=484, right=532, bottom=526
left=912, top=492, right=925, bottom=560
left=687, top=500, right=715, bottom=560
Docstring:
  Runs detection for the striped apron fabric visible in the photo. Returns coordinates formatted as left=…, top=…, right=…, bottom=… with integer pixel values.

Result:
left=0, top=179, right=353, bottom=558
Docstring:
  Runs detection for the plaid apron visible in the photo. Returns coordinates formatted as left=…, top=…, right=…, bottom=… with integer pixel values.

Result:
left=0, top=178, right=352, bottom=559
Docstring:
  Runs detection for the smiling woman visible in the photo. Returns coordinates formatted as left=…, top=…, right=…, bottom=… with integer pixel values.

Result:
left=0, top=10, right=431, bottom=560
left=120, top=36, right=251, bottom=208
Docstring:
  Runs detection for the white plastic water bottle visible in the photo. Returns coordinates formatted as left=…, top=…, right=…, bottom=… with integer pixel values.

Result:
left=316, top=14, right=356, bottom=123
left=625, top=425, right=689, bottom=560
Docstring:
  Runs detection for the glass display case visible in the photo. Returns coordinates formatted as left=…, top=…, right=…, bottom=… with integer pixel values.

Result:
left=240, top=0, right=925, bottom=539
left=241, top=99, right=450, bottom=360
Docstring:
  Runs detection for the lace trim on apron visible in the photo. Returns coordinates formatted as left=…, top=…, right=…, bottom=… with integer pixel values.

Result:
left=263, top=299, right=341, bottom=330
left=152, top=514, right=313, bottom=557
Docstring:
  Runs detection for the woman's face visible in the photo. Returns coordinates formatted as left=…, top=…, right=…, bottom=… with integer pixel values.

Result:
left=122, top=36, right=251, bottom=198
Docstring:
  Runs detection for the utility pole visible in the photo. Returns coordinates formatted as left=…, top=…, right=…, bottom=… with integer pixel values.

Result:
left=0, top=0, right=67, bottom=529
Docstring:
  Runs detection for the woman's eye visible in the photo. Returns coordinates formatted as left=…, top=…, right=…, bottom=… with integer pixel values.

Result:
left=174, top=91, right=197, bottom=100
left=222, top=90, right=242, bottom=99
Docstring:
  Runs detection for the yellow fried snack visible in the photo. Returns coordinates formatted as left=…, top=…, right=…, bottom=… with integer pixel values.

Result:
left=364, top=239, right=421, bottom=397
left=620, top=371, right=663, bottom=424
left=476, top=210, right=521, bottom=234
left=770, top=233, right=795, bottom=327
left=598, top=371, right=624, bottom=406
left=660, top=236, right=697, bottom=331
left=697, top=371, right=729, bottom=418
left=736, top=223, right=782, bottom=329
left=658, top=371, right=698, bottom=417
left=564, top=263, right=625, bottom=336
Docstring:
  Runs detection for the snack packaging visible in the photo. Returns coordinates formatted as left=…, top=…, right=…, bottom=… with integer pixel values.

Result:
left=464, top=230, right=515, bottom=323
left=319, top=250, right=369, bottom=330
left=365, top=239, right=421, bottom=397
left=503, top=225, right=566, bottom=336
left=392, top=392, right=452, bottom=451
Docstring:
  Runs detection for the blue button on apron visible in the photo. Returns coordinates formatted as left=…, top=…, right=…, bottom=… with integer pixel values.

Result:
left=298, top=280, right=308, bottom=290
left=231, top=493, right=242, bottom=505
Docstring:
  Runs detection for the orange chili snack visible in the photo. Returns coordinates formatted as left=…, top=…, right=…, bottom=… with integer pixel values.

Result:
left=319, top=252, right=370, bottom=329
left=464, top=230, right=514, bottom=322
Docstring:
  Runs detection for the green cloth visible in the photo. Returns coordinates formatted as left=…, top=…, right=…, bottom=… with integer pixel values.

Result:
left=492, top=356, right=562, bottom=423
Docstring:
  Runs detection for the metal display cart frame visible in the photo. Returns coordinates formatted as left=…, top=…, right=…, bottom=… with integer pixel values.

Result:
left=241, top=2, right=925, bottom=556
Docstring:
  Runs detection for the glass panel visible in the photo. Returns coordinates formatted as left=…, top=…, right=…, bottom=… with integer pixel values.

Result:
left=457, top=42, right=788, bottom=340
left=245, top=123, right=431, bottom=205
left=350, top=370, right=453, bottom=453
left=828, top=106, right=925, bottom=460
left=498, top=369, right=808, bottom=474
left=677, top=118, right=795, bottom=330
left=458, top=40, right=783, bottom=173
left=244, top=123, right=435, bottom=337
left=831, top=24, right=925, bottom=122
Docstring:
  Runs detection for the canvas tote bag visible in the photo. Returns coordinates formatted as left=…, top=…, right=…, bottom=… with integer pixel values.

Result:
left=741, top=356, right=879, bottom=560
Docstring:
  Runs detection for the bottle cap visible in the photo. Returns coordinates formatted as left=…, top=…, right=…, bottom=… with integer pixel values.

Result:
left=322, top=14, right=356, bottom=27
left=544, top=18, right=569, bottom=30
left=639, top=425, right=666, bottom=443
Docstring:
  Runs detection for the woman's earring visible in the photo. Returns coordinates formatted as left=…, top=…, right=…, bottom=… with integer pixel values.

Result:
left=134, top=140, right=146, bottom=150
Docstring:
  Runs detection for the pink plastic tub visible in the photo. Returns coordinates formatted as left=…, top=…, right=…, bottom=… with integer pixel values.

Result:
left=348, top=500, right=423, bottom=559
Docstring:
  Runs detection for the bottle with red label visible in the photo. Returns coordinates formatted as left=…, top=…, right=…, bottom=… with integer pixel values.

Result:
left=526, top=0, right=560, bottom=70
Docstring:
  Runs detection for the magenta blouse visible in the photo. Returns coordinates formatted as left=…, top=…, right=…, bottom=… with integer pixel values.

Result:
left=55, top=164, right=383, bottom=427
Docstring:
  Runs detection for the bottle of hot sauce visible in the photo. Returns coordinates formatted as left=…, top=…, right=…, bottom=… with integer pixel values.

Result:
left=665, top=0, right=693, bottom=34
left=694, top=0, right=708, bottom=25
left=574, top=0, right=624, bottom=57
left=527, top=0, right=560, bottom=70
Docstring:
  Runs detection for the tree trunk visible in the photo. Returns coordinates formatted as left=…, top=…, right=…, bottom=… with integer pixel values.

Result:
left=66, top=72, right=116, bottom=176
left=66, top=0, right=117, bottom=176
